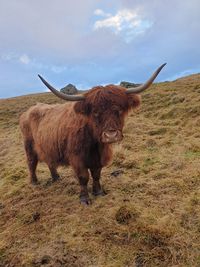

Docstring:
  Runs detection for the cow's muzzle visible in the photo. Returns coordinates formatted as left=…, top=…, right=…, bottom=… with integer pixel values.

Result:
left=102, top=130, right=123, bottom=143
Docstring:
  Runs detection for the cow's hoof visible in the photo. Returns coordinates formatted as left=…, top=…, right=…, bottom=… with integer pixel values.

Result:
left=80, top=196, right=92, bottom=205
left=92, top=189, right=107, bottom=197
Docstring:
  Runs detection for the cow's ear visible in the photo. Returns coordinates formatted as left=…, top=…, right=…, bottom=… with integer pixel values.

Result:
left=74, top=100, right=91, bottom=115
left=127, top=94, right=141, bottom=110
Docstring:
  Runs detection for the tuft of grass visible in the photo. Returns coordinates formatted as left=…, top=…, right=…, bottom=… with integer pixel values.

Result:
left=148, top=127, right=167, bottom=136
left=115, top=206, right=139, bottom=225
left=1, top=166, right=27, bottom=182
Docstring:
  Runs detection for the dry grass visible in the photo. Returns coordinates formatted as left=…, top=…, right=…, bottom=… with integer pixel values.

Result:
left=0, top=75, right=200, bottom=266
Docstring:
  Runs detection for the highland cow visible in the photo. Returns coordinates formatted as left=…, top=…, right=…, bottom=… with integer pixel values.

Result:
left=19, top=64, right=166, bottom=204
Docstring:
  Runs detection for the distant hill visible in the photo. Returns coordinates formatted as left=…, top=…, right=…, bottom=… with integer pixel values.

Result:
left=0, top=74, right=200, bottom=266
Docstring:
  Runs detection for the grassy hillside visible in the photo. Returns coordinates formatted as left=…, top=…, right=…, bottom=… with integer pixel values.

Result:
left=0, top=74, right=200, bottom=267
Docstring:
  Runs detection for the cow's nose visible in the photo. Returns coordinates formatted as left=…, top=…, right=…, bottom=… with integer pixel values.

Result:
left=103, top=130, right=118, bottom=139
left=102, top=130, right=123, bottom=143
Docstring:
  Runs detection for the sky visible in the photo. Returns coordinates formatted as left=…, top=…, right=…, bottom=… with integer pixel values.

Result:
left=0, top=0, right=200, bottom=98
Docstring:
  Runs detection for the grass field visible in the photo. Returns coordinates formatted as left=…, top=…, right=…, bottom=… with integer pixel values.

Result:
left=0, top=75, right=200, bottom=266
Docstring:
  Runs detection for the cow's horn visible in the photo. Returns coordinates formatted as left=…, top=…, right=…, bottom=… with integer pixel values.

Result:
left=38, top=75, right=85, bottom=101
left=126, top=63, right=167, bottom=94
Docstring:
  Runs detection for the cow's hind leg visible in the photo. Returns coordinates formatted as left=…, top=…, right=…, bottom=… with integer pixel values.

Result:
left=24, top=140, right=38, bottom=185
left=48, top=164, right=60, bottom=182
left=90, top=167, right=106, bottom=196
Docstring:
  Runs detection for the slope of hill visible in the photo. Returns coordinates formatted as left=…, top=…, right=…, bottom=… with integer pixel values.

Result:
left=0, top=75, right=200, bottom=267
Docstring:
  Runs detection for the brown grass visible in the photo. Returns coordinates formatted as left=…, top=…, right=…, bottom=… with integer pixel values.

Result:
left=0, top=75, right=200, bottom=266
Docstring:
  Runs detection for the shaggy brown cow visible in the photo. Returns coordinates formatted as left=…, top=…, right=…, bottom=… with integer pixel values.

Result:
left=20, top=64, right=166, bottom=204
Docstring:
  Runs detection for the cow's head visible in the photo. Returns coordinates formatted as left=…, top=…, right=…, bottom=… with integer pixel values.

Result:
left=38, top=63, right=166, bottom=144
left=73, top=85, right=141, bottom=143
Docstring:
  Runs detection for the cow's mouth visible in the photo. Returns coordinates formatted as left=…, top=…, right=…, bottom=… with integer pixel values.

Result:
left=101, top=130, right=123, bottom=144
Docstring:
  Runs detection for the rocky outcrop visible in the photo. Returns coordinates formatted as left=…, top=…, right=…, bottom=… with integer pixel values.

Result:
left=120, top=81, right=140, bottom=88
left=60, top=84, right=78, bottom=95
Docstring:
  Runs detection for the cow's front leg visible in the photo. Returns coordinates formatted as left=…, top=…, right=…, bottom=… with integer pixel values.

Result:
left=78, top=173, right=91, bottom=205
left=74, top=166, right=91, bottom=205
left=90, top=167, right=106, bottom=196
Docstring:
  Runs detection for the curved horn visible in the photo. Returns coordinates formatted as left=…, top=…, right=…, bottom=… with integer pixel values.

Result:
left=126, top=63, right=167, bottom=94
left=38, top=75, right=85, bottom=101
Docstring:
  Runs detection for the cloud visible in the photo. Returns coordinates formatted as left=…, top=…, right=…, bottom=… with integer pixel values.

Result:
left=19, top=54, right=30, bottom=64
left=1, top=53, right=30, bottom=65
left=93, top=8, right=153, bottom=42
left=0, top=52, right=69, bottom=74
left=1, top=53, right=17, bottom=62
left=94, top=9, right=111, bottom=17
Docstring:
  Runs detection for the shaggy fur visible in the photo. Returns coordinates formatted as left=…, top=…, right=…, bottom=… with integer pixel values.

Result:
left=19, top=85, right=140, bottom=204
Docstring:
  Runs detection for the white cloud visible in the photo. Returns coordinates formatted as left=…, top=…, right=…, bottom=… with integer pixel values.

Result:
left=1, top=53, right=17, bottom=62
left=93, top=9, right=152, bottom=42
left=19, top=54, right=30, bottom=64
left=0, top=52, right=67, bottom=74
left=1, top=53, right=31, bottom=64
left=94, top=9, right=111, bottom=17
